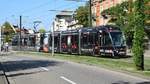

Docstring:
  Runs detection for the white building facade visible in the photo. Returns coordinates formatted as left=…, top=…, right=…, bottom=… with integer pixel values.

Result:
left=53, top=11, right=82, bottom=31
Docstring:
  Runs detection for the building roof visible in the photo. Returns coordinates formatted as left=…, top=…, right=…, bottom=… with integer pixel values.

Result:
left=56, top=11, right=73, bottom=16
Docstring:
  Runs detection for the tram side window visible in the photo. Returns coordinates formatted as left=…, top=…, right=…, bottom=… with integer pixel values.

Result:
left=71, top=35, right=78, bottom=47
left=72, top=35, right=78, bottom=43
left=48, top=35, right=52, bottom=47
left=61, top=36, right=67, bottom=47
left=81, top=34, right=88, bottom=48
left=40, top=35, right=44, bottom=46
left=29, top=36, right=36, bottom=46
left=61, top=36, right=67, bottom=43
left=24, top=38, right=28, bottom=46
left=54, top=36, right=58, bottom=47
left=88, top=33, right=98, bottom=46
left=102, top=32, right=112, bottom=46
left=89, top=34, right=93, bottom=44
left=89, top=33, right=95, bottom=47
left=94, top=33, right=98, bottom=45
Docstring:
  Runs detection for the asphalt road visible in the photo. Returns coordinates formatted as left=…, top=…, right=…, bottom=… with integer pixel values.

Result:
left=0, top=54, right=150, bottom=84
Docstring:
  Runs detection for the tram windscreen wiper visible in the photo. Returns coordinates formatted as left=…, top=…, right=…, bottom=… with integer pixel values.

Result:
left=110, top=32, right=124, bottom=46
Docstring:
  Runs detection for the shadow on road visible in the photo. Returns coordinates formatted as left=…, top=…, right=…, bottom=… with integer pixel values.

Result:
left=7, top=70, right=43, bottom=77
left=2, top=60, right=62, bottom=72
left=99, top=55, right=132, bottom=59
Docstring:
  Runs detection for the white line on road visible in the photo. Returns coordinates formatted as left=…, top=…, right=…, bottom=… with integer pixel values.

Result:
left=60, top=76, right=77, bottom=84
left=41, top=67, right=49, bottom=71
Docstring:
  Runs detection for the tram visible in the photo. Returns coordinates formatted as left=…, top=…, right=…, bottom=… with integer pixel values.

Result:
left=11, top=25, right=126, bottom=56
left=48, top=25, right=126, bottom=56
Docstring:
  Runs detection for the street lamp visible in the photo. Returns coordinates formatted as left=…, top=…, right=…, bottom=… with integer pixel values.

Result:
left=33, top=21, right=42, bottom=33
left=0, top=26, right=2, bottom=53
left=89, top=0, right=92, bottom=27
left=0, top=26, right=5, bottom=53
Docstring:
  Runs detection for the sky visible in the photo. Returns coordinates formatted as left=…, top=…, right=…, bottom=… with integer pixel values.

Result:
left=0, top=0, right=85, bottom=31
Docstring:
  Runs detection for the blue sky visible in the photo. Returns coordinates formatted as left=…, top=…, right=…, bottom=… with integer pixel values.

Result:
left=0, top=0, right=85, bottom=31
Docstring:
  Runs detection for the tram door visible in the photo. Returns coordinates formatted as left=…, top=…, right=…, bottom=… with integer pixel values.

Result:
left=81, top=32, right=96, bottom=55
left=71, top=35, right=79, bottom=54
left=61, top=35, right=68, bottom=53
left=100, top=31, right=113, bottom=55
left=54, top=35, right=59, bottom=52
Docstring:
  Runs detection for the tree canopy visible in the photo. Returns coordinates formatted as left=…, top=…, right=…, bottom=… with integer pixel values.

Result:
left=2, top=21, right=15, bottom=35
left=101, top=0, right=150, bottom=27
left=2, top=21, right=16, bottom=42
left=101, top=0, right=150, bottom=47
left=75, top=4, right=89, bottom=27
left=38, top=28, right=46, bottom=33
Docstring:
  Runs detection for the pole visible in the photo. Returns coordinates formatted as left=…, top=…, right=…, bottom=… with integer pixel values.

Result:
left=0, top=26, right=1, bottom=53
left=89, top=0, right=92, bottom=27
left=19, top=16, right=22, bottom=50
left=52, top=22, right=54, bottom=56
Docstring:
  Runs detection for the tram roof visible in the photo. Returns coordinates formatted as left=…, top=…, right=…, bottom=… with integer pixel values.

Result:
left=78, top=27, right=97, bottom=32
left=61, top=29, right=79, bottom=35
left=61, top=29, right=78, bottom=33
left=95, top=25, right=121, bottom=32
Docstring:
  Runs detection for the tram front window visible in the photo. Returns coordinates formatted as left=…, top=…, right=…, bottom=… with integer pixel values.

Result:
left=102, top=33, right=112, bottom=46
left=110, top=32, right=125, bottom=46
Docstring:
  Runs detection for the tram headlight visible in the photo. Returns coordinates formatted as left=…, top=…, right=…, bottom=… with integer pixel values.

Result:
left=95, top=46, right=98, bottom=49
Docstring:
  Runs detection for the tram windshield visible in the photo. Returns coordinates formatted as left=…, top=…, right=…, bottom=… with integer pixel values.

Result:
left=110, top=32, right=125, bottom=46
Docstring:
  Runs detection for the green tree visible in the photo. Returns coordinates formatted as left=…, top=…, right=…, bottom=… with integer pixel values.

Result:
left=101, top=1, right=133, bottom=47
left=2, top=21, right=15, bottom=42
left=38, top=28, right=46, bottom=33
left=132, top=0, right=145, bottom=70
left=75, top=4, right=89, bottom=27
left=101, top=1, right=150, bottom=48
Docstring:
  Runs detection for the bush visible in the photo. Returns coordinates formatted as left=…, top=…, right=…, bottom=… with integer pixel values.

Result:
left=132, top=0, right=145, bottom=70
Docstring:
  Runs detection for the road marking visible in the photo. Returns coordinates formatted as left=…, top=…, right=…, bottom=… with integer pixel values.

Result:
left=41, top=67, right=49, bottom=71
left=60, top=76, right=77, bottom=84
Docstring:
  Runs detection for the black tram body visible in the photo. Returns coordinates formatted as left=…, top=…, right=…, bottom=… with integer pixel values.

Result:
left=79, top=28, right=98, bottom=55
left=47, top=25, right=126, bottom=57
left=11, top=33, right=37, bottom=51
left=61, top=30, right=79, bottom=54
left=48, top=31, right=61, bottom=53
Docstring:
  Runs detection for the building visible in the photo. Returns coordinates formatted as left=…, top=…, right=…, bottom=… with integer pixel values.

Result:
left=91, top=0, right=127, bottom=26
left=53, top=11, right=73, bottom=31
left=53, top=11, right=82, bottom=31
left=67, top=20, right=83, bottom=30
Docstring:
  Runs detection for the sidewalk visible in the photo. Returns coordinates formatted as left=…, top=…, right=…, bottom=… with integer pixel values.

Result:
left=127, top=49, right=150, bottom=58
left=0, top=63, right=9, bottom=84
left=0, top=47, right=14, bottom=56
left=0, top=50, right=12, bottom=84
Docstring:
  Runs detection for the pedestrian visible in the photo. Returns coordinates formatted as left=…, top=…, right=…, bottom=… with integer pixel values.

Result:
left=5, top=42, right=9, bottom=52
